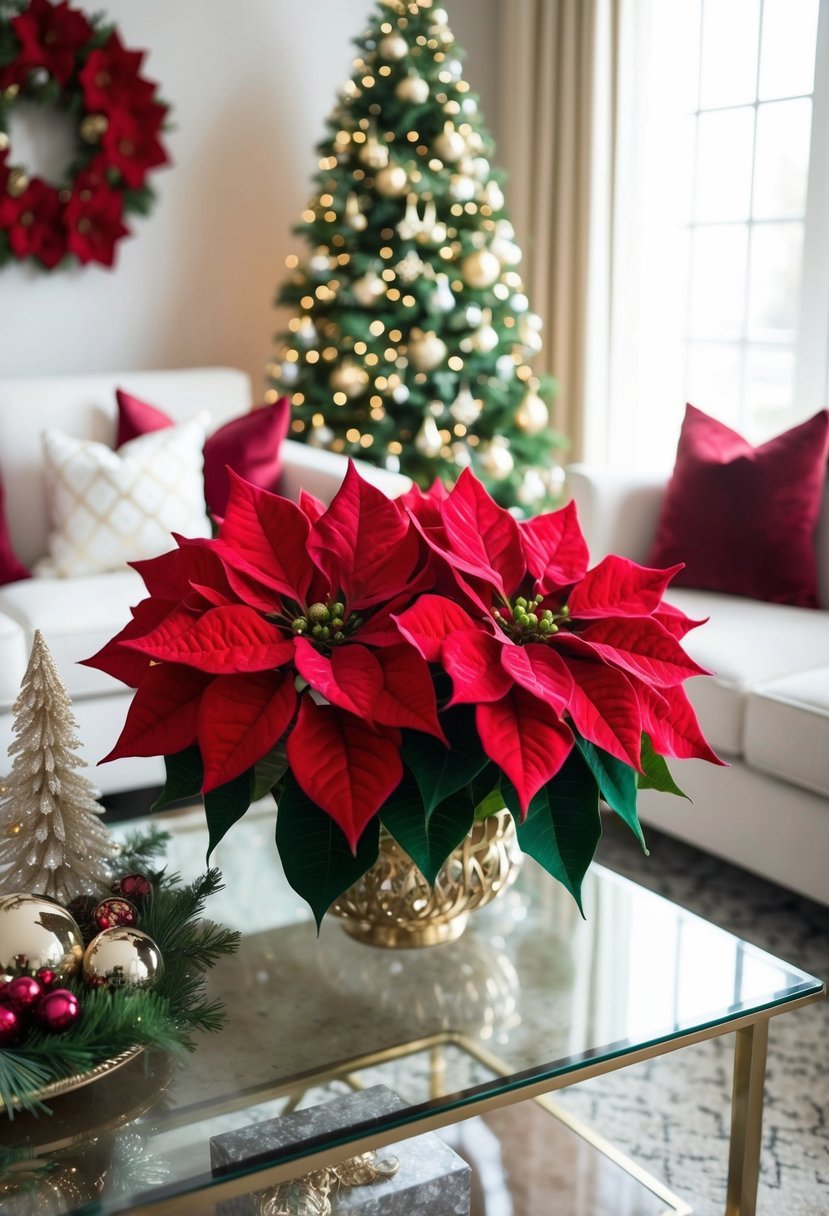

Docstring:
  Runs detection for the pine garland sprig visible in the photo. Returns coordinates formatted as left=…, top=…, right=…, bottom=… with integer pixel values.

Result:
left=115, top=825, right=171, bottom=876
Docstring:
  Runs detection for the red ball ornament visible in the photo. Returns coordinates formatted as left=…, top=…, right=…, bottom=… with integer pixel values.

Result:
left=3, top=974, right=43, bottom=1012
left=94, top=897, right=137, bottom=931
left=34, top=988, right=81, bottom=1033
left=36, top=968, right=57, bottom=988
left=0, top=1003, right=22, bottom=1046
left=111, top=873, right=152, bottom=902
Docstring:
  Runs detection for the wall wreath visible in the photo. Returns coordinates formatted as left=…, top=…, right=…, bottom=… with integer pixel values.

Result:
left=0, top=0, right=169, bottom=270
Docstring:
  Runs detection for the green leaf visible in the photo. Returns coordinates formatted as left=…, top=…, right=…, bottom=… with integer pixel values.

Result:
left=502, top=750, right=602, bottom=915
left=252, top=742, right=288, bottom=802
left=152, top=746, right=203, bottom=812
left=575, top=735, right=648, bottom=852
left=275, top=772, right=379, bottom=930
left=203, top=769, right=254, bottom=861
left=473, top=781, right=503, bottom=821
left=638, top=733, right=690, bottom=799
left=381, top=771, right=475, bottom=886
left=401, top=706, right=488, bottom=820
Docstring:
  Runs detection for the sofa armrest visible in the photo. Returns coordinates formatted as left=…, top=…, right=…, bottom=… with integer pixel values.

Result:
left=277, top=439, right=412, bottom=507
left=565, top=464, right=668, bottom=563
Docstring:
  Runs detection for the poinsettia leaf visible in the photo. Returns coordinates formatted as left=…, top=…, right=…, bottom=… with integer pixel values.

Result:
left=520, top=499, right=589, bottom=590
left=401, top=705, right=489, bottom=819
left=381, top=772, right=475, bottom=886
left=393, top=594, right=476, bottom=661
left=217, top=468, right=312, bottom=602
left=501, top=747, right=602, bottom=915
left=102, top=663, right=211, bottom=763
left=567, top=617, right=711, bottom=687
left=125, top=604, right=295, bottom=674
left=276, top=772, right=380, bottom=930
left=574, top=734, right=647, bottom=851
left=567, top=555, right=684, bottom=619
left=198, top=671, right=296, bottom=792
left=638, top=733, right=690, bottom=799
left=204, top=767, right=254, bottom=861
left=151, top=745, right=203, bottom=812
left=500, top=642, right=573, bottom=710
left=476, top=688, right=573, bottom=817
left=440, top=467, right=526, bottom=596
left=81, top=596, right=176, bottom=688
left=560, top=652, right=643, bottom=769
left=640, top=683, right=726, bottom=765
left=443, top=628, right=512, bottom=704
left=252, top=743, right=288, bottom=801
left=294, top=638, right=383, bottom=719
left=373, top=644, right=447, bottom=740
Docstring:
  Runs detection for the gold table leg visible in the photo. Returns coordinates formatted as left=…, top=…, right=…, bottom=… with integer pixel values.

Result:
left=725, top=1020, right=769, bottom=1216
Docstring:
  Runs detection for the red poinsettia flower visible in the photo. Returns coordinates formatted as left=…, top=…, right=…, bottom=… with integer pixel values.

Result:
left=64, top=169, right=129, bottom=266
left=99, top=103, right=168, bottom=189
left=0, top=177, right=66, bottom=267
left=6, top=0, right=92, bottom=87
left=79, top=30, right=157, bottom=112
left=395, top=471, right=723, bottom=814
left=84, top=465, right=444, bottom=851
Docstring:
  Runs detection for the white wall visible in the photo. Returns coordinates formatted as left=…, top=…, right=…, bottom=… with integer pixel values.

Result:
left=0, top=0, right=501, bottom=397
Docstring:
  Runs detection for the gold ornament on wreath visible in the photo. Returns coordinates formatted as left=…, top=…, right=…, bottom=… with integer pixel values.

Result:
left=0, top=894, right=84, bottom=982
left=0, top=0, right=171, bottom=271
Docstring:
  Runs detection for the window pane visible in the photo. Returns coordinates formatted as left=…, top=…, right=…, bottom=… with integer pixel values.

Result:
left=685, top=342, right=743, bottom=424
left=752, top=98, right=812, bottom=218
left=759, top=0, right=819, bottom=100
left=695, top=108, right=754, bottom=222
left=674, top=0, right=703, bottom=113
left=689, top=225, right=749, bottom=339
left=699, top=0, right=760, bottom=109
left=747, top=222, right=804, bottom=340
left=744, top=346, right=795, bottom=436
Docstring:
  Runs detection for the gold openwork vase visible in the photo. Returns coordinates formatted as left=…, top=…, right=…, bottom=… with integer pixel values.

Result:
left=331, top=810, right=522, bottom=948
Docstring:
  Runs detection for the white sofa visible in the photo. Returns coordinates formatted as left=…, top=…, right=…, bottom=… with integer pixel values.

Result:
left=566, top=464, right=829, bottom=905
left=0, top=367, right=409, bottom=798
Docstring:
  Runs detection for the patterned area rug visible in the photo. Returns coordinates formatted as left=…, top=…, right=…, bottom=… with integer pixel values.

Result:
left=556, top=816, right=829, bottom=1216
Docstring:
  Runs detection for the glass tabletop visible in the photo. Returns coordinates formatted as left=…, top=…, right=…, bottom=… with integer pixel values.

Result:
left=1, top=803, right=823, bottom=1215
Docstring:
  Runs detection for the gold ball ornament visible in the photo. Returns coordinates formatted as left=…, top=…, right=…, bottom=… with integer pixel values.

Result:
left=359, top=137, right=389, bottom=170
left=7, top=166, right=29, bottom=198
left=379, top=32, right=408, bottom=60
left=375, top=163, right=409, bottom=198
left=479, top=437, right=514, bottom=480
left=414, top=415, right=444, bottom=458
left=330, top=360, right=370, bottom=397
left=461, top=249, right=501, bottom=289
left=515, top=389, right=550, bottom=434
left=0, top=894, right=84, bottom=981
left=79, top=112, right=108, bottom=143
left=396, top=73, right=429, bottom=104
left=434, top=122, right=466, bottom=164
left=83, top=927, right=163, bottom=990
left=352, top=271, right=385, bottom=306
left=408, top=329, right=447, bottom=371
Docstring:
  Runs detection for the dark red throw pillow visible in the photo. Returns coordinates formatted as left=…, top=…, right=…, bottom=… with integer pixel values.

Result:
left=115, top=390, right=291, bottom=516
left=647, top=404, right=829, bottom=608
left=0, top=474, right=30, bottom=585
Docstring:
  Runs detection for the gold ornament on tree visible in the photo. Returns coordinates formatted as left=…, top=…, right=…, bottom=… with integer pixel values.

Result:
left=344, top=192, right=367, bottom=231
left=351, top=270, right=385, bottom=306
left=460, top=248, right=501, bottom=289
left=378, top=32, right=408, bottom=60
left=414, top=415, right=443, bottom=458
left=0, top=631, right=112, bottom=902
left=330, top=360, right=369, bottom=397
left=515, top=383, right=550, bottom=434
left=449, top=383, right=483, bottom=426
left=433, top=121, right=466, bottom=163
left=374, top=163, right=409, bottom=197
left=479, top=436, right=514, bottom=480
left=396, top=72, right=429, bottom=104
left=359, top=136, right=389, bottom=170
left=408, top=328, right=447, bottom=371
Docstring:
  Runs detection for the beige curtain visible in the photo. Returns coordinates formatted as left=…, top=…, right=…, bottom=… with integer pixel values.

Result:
left=499, top=0, right=620, bottom=463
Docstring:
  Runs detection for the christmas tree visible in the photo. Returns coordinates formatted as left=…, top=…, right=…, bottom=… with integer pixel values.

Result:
left=0, top=631, right=112, bottom=902
left=269, top=0, right=562, bottom=512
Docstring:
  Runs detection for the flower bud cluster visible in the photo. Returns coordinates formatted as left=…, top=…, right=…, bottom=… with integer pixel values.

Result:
left=493, top=595, right=570, bottom=643
left=292, top=601, right=356, bottom=645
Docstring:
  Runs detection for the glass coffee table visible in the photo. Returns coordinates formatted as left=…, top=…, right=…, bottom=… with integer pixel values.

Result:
left=1, top=804, right=824, bottom=1216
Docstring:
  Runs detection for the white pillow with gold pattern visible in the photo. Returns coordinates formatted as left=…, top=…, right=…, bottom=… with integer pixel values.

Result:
left=37, top=417, right=211, bottom=577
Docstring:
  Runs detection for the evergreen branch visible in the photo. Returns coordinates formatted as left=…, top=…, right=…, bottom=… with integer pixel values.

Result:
left=115, top=825, right=172, bottom=874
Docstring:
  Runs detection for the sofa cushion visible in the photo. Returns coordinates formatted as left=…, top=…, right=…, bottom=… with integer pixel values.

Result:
left=0, top=471, right=30, bottom=586
left=744, top=668, right=829, bottom=798
left=0, top=569, right=146, bottom=709
left=665, top=589, right=829, bottom=756
left=647, top=405, right=829, bottom=608
left=37, top=419, right=211, bottom=576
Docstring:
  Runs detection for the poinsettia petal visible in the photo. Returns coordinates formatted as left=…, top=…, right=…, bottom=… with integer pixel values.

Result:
left=563, top=618, right=712, bottom=687
left=476, top=688, right=574, bottom=817
left=218, top=468, right=313, bottom=602
left=393, top=594, right=478, bottom=661
left=294, top=638, right=383, bottom=719
left=500, top=643, right=573, bottom=711
left=124, top=604, right=295, bottom=673
left=401, top=478, right=449, bottom=528
left=440, top=468, right=526, bottom=596
left=560, top=653, right=643, bottom=769
left=520, top=499, right=589, bottom=590
left=298, top=487, right=326, bottom=522
left=373, top=643, right=447, bottom=739
left=308, top=461, right=418, bottom=609
left=653, top=601, right=708, bottom=639
left=102, top=663, right=211, bottom=762
left=640, top=683, right=725, bottom=765
left=286, top=699, right=403, bottom=852
left=567, top=555, right=685, bottom=619
left=199, top=671, right=297, bottom=792
left=81, top=596, right=176, bottom=687
left=443, top=629, right=512, bottom=704
left=130, top=535, right=231, bottom=601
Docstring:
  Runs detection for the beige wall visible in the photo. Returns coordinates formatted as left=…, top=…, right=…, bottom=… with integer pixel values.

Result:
left=0, top=0, right=501, bottom=396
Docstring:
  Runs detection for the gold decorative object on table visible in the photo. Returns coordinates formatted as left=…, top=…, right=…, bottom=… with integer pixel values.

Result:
left=258, top=1150, right=399, bottom=1216
left=331, top=810, right=522, bottom=947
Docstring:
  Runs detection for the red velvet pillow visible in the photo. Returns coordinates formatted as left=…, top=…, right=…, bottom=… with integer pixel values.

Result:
left=115, top=390, right=291, bottom=516
left=647, top=404, right=829, bottom=608
left=0, top=474, right=30, bottom=585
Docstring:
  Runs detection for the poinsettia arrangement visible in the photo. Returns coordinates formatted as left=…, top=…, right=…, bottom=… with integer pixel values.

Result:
left=85, top=466, right=722, bottom=924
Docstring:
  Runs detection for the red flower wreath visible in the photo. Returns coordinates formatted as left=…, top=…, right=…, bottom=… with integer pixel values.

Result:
left=0, top=0, right=170, bottom=270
